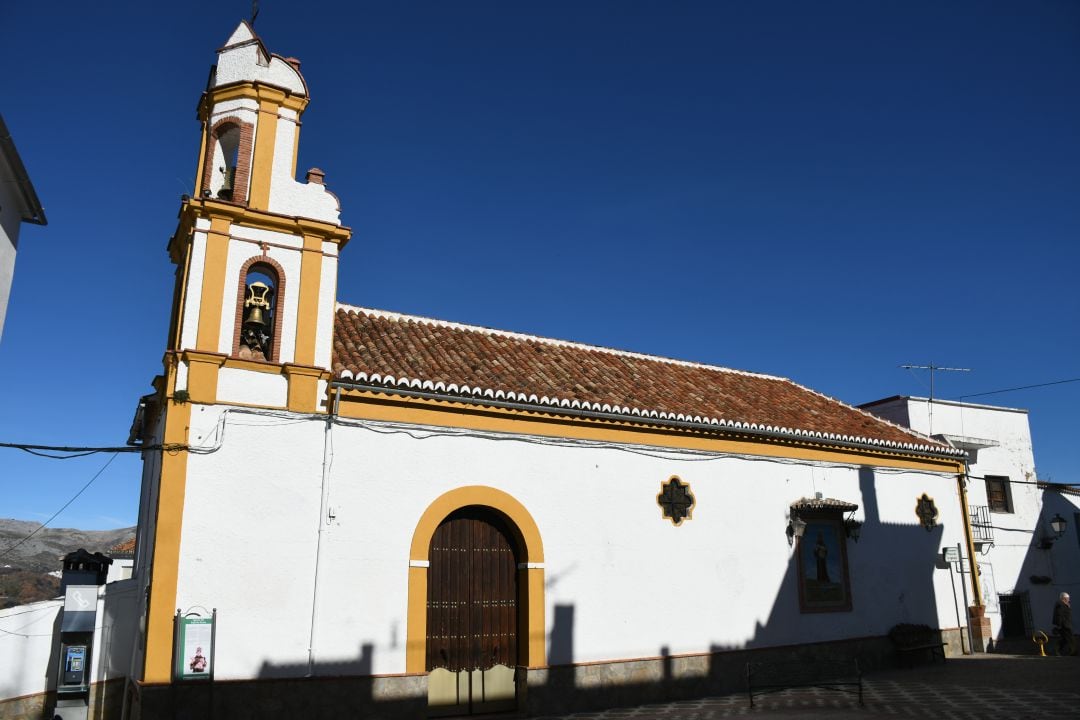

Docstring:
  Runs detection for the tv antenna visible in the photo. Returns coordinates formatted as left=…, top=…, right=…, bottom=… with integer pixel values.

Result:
left=251, top=0, right=259, bottom=27
left=900, top=363, right=971, bottom=435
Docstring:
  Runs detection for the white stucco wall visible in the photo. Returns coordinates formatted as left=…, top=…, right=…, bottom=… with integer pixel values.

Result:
left=0, top=599, right=62, bottom=701
left=266, top=108, right=341, bottom=223
left=128, top=417, right=165, bottom=683
left=215, top=24, right=307, bottom=96
left=177, top=228, right=207, bottom=352
left=173, top=405, right=968, bottom=680
left=217, top=367, right=288, bottom=407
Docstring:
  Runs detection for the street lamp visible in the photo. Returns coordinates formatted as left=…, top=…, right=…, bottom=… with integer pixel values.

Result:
left=786, top=515, right=807, bottom=546
left=1038, top=514, right=1068, bottom=549
left=844, top=517, right=862, bottom=542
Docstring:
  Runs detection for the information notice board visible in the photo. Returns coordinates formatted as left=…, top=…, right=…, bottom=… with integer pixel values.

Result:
left=174, top=613, right=215, bottom=680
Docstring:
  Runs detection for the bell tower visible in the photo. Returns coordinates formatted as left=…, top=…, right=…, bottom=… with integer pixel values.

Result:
left=164, top=20, right=350, bottom=413
left=140, top=22, right=352, bottom=685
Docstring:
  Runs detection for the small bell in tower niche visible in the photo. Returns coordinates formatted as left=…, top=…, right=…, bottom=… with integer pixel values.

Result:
left=239, top=281, right=274, bottom=360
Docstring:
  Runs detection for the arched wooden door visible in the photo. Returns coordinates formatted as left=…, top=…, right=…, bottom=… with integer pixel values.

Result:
left=426, top=507, right=519, bottom=715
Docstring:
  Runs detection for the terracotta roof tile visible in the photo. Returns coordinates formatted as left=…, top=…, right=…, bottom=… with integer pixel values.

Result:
left=791, top=497, right=860, bottom=513
left=109, top=537, right=135, bottom=556
left=331, top=306, right=958, bottom=457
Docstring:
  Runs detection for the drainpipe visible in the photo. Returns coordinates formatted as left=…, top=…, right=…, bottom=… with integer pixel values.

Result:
left=306, top=386, right=340, bottom=676
left=956, top=460, right=985, bottom=651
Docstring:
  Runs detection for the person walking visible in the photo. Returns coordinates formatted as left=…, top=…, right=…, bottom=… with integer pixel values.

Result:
left=1052, top=592, right=1075, bottom=656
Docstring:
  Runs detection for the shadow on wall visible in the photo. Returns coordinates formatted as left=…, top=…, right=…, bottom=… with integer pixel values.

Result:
left=526, top=466, right=953, bottom=715
left=1004, top=486, right=1080, bottom=647
left=133, top=643, right=426, bottom=720
left=733, top=467, right=945, bottom=650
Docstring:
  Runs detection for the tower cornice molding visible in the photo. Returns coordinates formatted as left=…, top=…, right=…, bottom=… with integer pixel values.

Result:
left=171, top=198, right=352, bottom=251
left=198, top=81, right=310, bottom=121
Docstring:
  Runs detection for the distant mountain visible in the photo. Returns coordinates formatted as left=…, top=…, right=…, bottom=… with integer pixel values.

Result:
left=0, top=519, right=135, bottom=573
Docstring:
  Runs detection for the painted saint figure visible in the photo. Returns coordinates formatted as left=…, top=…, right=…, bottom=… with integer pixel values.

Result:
left=189, top=646, right=207, bottom=673
left=814, top=531, right=830, bottom=583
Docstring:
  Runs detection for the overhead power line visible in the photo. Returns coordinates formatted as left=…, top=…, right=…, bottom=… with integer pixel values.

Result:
left=0, top=442, right=186, bottom=459
left=953, top=376, right=1080, bottom=400
left=0, top=453, right=121, bottom=563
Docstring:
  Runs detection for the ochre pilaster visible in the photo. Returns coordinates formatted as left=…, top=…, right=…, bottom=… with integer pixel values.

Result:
left=293, top=233, right=324, bottom=366
left=143, top=360, right=193, bottom=683
left=195, top=216, right=232, bottom=351
left=283, top=363, right=326, bottom=413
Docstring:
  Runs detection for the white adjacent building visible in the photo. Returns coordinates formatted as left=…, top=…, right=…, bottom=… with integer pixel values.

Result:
left=861, top=396, right=1078, bottom=649
left=0, top=114, right=47, bottom=343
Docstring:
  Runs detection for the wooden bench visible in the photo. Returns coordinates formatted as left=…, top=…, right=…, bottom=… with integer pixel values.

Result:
left=888, top=623, right=947, bottom=667
left=746, top=658, right=862, bottom=707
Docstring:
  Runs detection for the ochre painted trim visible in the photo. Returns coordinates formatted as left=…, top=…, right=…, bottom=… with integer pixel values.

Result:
left=406, top=566, right=427, bottom=674
left=179, top=198, right=352, bottom=246
left=222, top=356, right=288, bottom=374
left=293, top=234, right=324, bottom=366
left=143, top=363, right=192, bottom=683
left=337, top=391, right=964, bottom=475
left=194, top=216, right=231, bottom=351
left=406, top=486, right=546, bottom=673
left=291, top=123, right=300, bottom=178
left=408, top=487, right=544, bottom=562
left=283, top=363, right=326, bottom=413
left=524, top=566, right=545, bottom=667
left=248, top=96, right=280, bottom=210
left=183, top=351, right=226, bottom=404
left=194, top=120, right=209, bottom=199
left=168, top=234, right=194, bottom=351
left=203, top=82, right=309, bottom=117
left=957, top=472, right=984, bottom=605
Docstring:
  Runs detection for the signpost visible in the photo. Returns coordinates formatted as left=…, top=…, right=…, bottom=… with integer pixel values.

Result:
left=942, top=544, right=974, bottom=654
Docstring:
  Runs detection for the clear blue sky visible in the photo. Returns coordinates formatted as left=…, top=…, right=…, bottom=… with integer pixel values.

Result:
left=2, top=1, right=1078, bottom=530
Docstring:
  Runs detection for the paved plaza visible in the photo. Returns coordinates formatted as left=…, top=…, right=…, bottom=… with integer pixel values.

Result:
left=533, top=655, right=1080, bottom=719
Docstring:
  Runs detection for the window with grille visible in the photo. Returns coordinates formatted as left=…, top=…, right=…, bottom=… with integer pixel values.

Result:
left=985, top=475, right=1012, bottom=513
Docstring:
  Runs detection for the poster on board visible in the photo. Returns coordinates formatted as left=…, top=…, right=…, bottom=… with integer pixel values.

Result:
left=175, top=615, right=214, bottom=680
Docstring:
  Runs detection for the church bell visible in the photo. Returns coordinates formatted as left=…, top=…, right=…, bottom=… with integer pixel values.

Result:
left=243, top=281, right=272, bottom=333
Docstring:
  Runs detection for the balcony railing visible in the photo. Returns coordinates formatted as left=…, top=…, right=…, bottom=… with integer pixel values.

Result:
left=970, top=504, right=994, bottom=544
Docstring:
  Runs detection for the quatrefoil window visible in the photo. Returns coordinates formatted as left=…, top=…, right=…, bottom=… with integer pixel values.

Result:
left=658, top=476, right=695, bottom=526
left=915, top=493, right=939, bottom=531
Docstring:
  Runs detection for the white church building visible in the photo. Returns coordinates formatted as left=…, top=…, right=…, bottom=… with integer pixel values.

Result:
left=110, top=22, right=987, bottom=719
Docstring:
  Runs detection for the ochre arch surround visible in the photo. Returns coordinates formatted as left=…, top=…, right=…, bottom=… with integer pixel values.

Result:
left=406, top=486, right=546, bottom=673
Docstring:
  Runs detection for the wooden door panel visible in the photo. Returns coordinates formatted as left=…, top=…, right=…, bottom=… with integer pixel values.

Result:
left=426, top=508, right=519, bottom=714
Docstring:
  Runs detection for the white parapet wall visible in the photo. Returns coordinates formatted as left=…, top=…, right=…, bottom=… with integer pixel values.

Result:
left=0, top=580, right=139, bottom=711
left=0, top=598, right=62, bottom=703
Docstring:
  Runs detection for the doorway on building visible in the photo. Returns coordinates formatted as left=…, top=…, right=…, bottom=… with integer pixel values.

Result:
left=426, top=507, right=520, bottom=716
left=998, top=592, right=1031, bottom=639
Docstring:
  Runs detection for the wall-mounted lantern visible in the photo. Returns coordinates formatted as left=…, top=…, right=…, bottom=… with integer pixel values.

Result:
left=1038, top=513, right=1067, bottom=549
left=786, top=514, right=807, bottom=546
left=787, top=497, right=861, bottom=546
left=844, top=516, right=862, bottom=542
